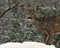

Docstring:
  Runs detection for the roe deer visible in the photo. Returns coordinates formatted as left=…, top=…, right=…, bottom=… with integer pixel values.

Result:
left=21, top=6, right=60, bottom=44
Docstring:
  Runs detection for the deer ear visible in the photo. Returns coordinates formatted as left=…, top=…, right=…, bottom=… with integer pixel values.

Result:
left=21, top=6, right=27, bottom=13
left=34, top=6, right=39, bottom=12
left=22, top=7, right=28, bottom=13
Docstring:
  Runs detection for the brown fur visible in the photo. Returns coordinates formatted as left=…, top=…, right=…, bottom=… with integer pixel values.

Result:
left=22, top=6, right=60, bottom=44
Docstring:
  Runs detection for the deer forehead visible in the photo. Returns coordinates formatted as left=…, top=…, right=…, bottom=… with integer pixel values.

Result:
left=24, top=7, right=34, bottom=13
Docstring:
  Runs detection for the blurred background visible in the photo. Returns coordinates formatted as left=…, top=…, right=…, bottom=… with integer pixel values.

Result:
left=0, top=0, right=60, bottom=48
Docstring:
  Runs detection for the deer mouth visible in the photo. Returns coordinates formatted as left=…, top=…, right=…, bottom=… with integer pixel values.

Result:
left=27, top=17, right=33, bottom=23
left=26, top=15, right=34, bottom=23
left=27, top=17, right=32, bottom=22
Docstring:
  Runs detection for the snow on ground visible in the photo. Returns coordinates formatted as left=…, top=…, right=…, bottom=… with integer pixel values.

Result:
left=0, top=42, right=56, bottom=48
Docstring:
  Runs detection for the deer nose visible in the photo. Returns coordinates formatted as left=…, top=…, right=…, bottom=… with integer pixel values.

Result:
left=28, top=16, right=31, bottom=19
left=27, top=15, right=31, bottom=19
left=26, top=15, right=33, bottom=23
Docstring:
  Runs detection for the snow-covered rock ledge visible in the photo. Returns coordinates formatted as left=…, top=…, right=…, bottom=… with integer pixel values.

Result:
left=0, top=42, right=56, bottom=48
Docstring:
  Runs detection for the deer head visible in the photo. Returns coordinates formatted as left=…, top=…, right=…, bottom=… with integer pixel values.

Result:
left=21, top=6, right=39, bottom=23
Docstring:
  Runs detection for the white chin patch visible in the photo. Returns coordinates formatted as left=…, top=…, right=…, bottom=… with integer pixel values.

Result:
left=27, top=19, right=34, bottom=23
left=28, top=19, right=32, bottom=22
